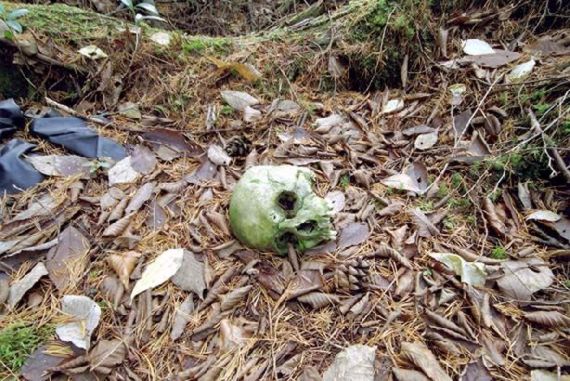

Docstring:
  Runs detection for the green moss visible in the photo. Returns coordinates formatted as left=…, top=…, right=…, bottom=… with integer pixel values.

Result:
left=0, top=323, right=54, bottom=374
left=182, top=36, right=230, bottom=54
left=436, top=183, right=449, bottom=198
left=339, top=174, right=350, bottom=189
left=490, top=246, right=508, bottom=260
left=451, top=172, right=463, bottom=189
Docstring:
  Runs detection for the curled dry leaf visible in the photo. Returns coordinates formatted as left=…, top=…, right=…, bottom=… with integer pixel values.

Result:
left=323, top=344, right=376, bottom=381
left=297, top=292, right=339, bottom=309
left=56, top=295, right=102, bottom=350
left=125, top=182, right=155, bottom=214
left=88, top=339, right=127, bottom=374
left=460, top=358, right=492, bottom=381
left=382, top=99, right=404, bottom=114
left=525, top=210, right=561, bottom=222
left=496, top=259, right=554, bottom=300
left=8, top=262, right=48, bottom=308
left=524, top=311, right=570, bottom=328
left=506, top=59, right=536, bottom=82
left=219, top=318, right=255, bottom=353
left=401, top=341, right=452, bottom=381
left=429, top=253, right=487, bottom=287
left=171, top=250, right=208, bottom=299
left=207, top=145, right=232, bottom=166
left=171, top=295, right=194, bottom=340
left=393, top=368, right=429, bottom=381
left=220, top=285, right=252, bottom=311
left=107, top=251, right=141, bottom=288
left=130, top=248, right=185, bottom=300
left=26, top=155, right=91, bottom=179
left=531, top=370, right=570, bottom=381
left=102, top=213, right=134, bottom=237
left=411, top=208, right=440, bottom=237
left=482, top=197, right=506, bottom=236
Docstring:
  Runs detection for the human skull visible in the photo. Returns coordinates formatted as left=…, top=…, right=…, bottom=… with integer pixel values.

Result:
left=229, top=165, right=336, bottom=254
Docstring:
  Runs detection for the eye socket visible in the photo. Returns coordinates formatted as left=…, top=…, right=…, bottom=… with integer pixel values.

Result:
left=277, top=191, right=298, bottom=217
left=297, top=220, right=317, bottom=233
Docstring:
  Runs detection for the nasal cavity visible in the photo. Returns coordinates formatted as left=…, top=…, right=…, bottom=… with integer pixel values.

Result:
left=297, top=220, right=317, bottom=233
left=277, top=191, right=297, bottom=217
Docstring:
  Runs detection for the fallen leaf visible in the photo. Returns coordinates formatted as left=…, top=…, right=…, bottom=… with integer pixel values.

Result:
left=297, top=292, right=339, bottom=309
left=130, top=145, right=157, bottom=175
left=107, top=251, right=141, bottom=288
left=171, top=250, right=207, bottom=299
left=150, top=31, right=170, bottom=46
left=531, top=370, right=570, bottom=381
left=497, top=259, right=554, bottom=300
left=506, top=59, right=535, bottom=82
left=462, top=39, right=495, bottom=55
left=430, top=253, right=487, bottom=286
left=526, top=210, right=561, bottom=222
left=414, top=131, right=438, bottom=150
left=460, top=358, right=492, bottom=381
left=221, top=90, right=259, bottom=111
left=8, top=262, right=48, bottom=308
left=524, top=311, right=570, bottom=328
left=207, top=145, right=232, bottom=166
left=21, top=343, right=76, bottom=381
left=46, top=226, right=90, bottom=292
left=401, top=341, right=452, bottom=381
left=26, top=155, right=92, bottom=179
left=393, top=368, right=429, bottom=381
left=171, top=295, right=194, bottom=340
left=118, top=102, right=141, bottom=119
left=11, top=193, right=59, bottom=221
left=88, top=339, right=127, bottom=374
left=338, top=223, right=370, bottom=250
left=323, top=344, right=376, bottom=381
left=243, top=106, right=262, bottom=122
left=56, top=295, right=101, bottom=350
left=458, top=49, right=521, bottom=68
left=125, top=182, right=155, bottom=214
left=78, top=45, right=108, bottom=59
left=108, top=157, right=140, bottom=185
left=382, top=99, right=404, bottom=114
left=130, top=249, right=185, bottom=299
left=482, top=197, right=506, bottom=236
left=219, top=318, right=255, bottom=352
left=142, top=128, right=202, bottom=156
left=209, top=57, right=262, bottom=82
left=220, top=285, right=252, bottom=311
left=325, top=191, right=346, bottom=215
left=411, top=209, right=440, bottom=237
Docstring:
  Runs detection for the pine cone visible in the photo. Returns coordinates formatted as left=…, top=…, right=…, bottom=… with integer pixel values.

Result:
left=225, top=136, right=252, bottom=157
left=334, top=258, right=371, bottom=291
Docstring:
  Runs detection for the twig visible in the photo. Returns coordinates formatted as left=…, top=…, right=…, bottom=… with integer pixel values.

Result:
left=45, top=97, right=110, bottom=127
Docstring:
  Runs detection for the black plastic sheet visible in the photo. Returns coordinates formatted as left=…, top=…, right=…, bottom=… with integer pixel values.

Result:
left=0, top=139, right=45, bottom=194
left=31, top=117, right=127, bottom=160
left=0, top=99, right=25, bottom=139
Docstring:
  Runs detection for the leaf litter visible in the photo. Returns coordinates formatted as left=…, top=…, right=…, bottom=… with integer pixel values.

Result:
left=1, top=2, right=569, bottom=381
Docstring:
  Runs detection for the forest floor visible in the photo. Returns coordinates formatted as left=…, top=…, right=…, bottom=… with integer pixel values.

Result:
left=0, top=0, right=569, bottom=380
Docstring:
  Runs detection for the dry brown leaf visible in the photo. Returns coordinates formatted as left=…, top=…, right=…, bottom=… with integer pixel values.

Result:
left=219, top=285, right=252, bottom=311
left=171, top=250, right=208, bottom=299
left=171, top=295, right=194, bottom=340
left=106, top=251, right=141, bottom=288
left=102, top=213, right=134, bottom=237
left=46, top=226, right=90, bottom=292
left=459, top=358, right=492, bottom=381
left=88, top=339, right=127, bottom=374
left=125, top=182, right=155, bottom=214
left=524, top=311, right=570, bottom=328
left=7, top=262, right=48, bottom=308
left=297, top=292, right=339, bottom=309
left=482, top=197, right=506, bottom=236
left=393, top=368, right=430, bottom=381
left=401, top=341, right=452, bottom=381
left=338, top=223, right=370, bottom=250
left=411, top=209, right=440, bottom=237
left=496, top=259, right=554, bottom=300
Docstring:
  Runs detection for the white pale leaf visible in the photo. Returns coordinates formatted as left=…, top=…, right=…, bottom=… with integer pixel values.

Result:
left=506, top=59, right=536, bottom=82
left=525, top=210, right=561, bottom=222
left=325, top=191, right=345, bottom=215
left=207, top=145, right=231, bottom=166
left=381, top=99, right=404, bottom=114
left=243, top=106, right=262, bottom=122
left=26, top=155, right=91, bottom=179
left=150, top=31, right=170, bottom=46
left=462, top=39, right=495, bottom=55
left=56, top=295, right=101, bottom=350
left=429, top=253, right=487, bottom=287
left=323, top=344, right=376, bottom=381
left=78, top=45, right=108, bottom=60
left=130, top=249, right=185, bottom=299
left=221, top=90, right=259, bottom=112
left=8, top=262, right=48, bottom=308
left=108, top=157, right=140, bottom=186
left=414, top=131, right=438, bottom=150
